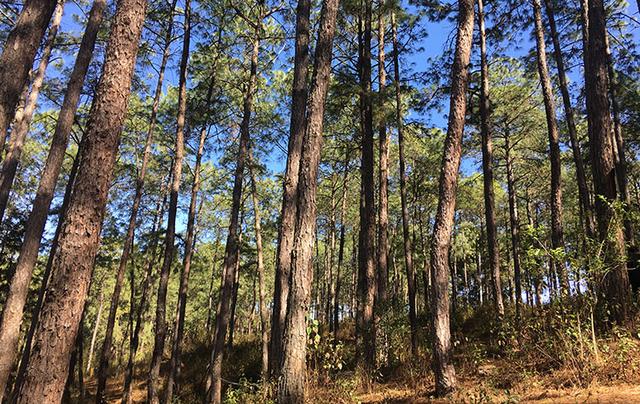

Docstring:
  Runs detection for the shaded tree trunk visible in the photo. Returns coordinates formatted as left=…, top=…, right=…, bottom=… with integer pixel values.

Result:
left=276, top=0, right=340, bottom=399
left=532, top=0, right=569, bottom=295
left=584, top=0, right=630, bottom=323
left=270, top=0, right=311, bottom=376
left=14, top=0, right=148, bottom=400
left=429, top=0, right=474, bottom=395
left=0, top=0, right=106, bottom=397
left=0, top=0, right=58, bottom=154
left=0, top=1, right=64, bottom=225
left=477, top=0, right=504, bottom=318
left=334, top=150, right=350, bottom=343
left=504, top=127, right=522, bottom=321
left=391, top=10, right=417, bottom=357
left=377, top=0, right=389, bottom=308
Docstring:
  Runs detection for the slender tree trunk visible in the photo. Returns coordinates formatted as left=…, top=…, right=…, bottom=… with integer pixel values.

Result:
left=543, top=0, right=594, bottom=239
left=504, top=128, right=522, bottom=321
left=0, top=0, right=58, bottom=153
left=86, top=290, right=104, bottom=377
left=0, top=1, right=64, bottom=225
left=429, top=0, right=474, bottom=395
left=477, top=0, right=504, bottom=318
left=14, top=0, right=148, bottom=400
left=227, top=243, right=242, bottom=349
left=147, top=1, right=190, bottom=401
left=248, top=147, right=270, bottom=379
left=334, top=151, right=350, bottom=343
left=0, top=0, right=106, bottom=396
left=122, top=174, right=170, bottom=404
left=584, top=0, right=630, bottom=323
left=270, top=0, right=311, bottom=376
left=377, top=0, right=389, bottom=307
left=391, top=10, right=418, bottom=357
left=207, top=26, right=258, bottom=403
left=532, top=0, right=569, bottom=295
left=276, top=0, right=340, bottom=399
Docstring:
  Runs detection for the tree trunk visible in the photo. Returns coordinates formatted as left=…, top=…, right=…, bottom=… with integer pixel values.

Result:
left=248, top=147, right=270, bottom=379
left=14, top=0, right=148, bottom=400
left=429, top=0, right=474, bottom=395
left=86, top=290, right=104, bottom=377
left=584, top=0, right=630, bottom=323
left=543, top=0, right=595, bottom=239
left=227, top=244, right=242, bottom=349
left=270, top=0, right=311, bottom=376
left=0, top=0, right=58, bottom=154
left=477, top=0, right=504, bottom=318
left=147, top=1, right=190, bottom=401
left=334, top=151, right=350, bottom=343
left=532, top=0, right=569, bottom=295
left=276, top=0, right=340, bottom=399
left=377, top=0, right=389, bottom=307
left=504, top=127, right=522, bottom=321
left=357, top=0, right=376, bottom=371
left=207, top=25, right=258, bottom=403
left=391, top=10, right=418, bottom=357
left=0, top=1, right=64, bottom=225
left=97, top=3, right=177, bottom=402
left=0, top=0, right=106, bottom=397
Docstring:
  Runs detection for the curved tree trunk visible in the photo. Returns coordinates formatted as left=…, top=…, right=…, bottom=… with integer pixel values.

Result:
left=429, top=0, right=474, bottom=396
left=14, top=0, right=148, bottom=400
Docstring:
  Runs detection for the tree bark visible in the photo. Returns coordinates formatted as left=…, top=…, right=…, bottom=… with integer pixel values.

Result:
left=0, top=0, right=106, bottom=397
left=147, top=0, right=190, bottom=401
left=477, top=0, right=504, bottom=318
left=377, top=0, right=389, bottom=307
left=391, top=10, right=417, bottom=356
left=584, top=0, right=630, bottom=323
left=0, top=1, right=64, bottom=225
left=207, top=24, right=258, bottom=403
left=96, top=3, right=177, bottom=403
left=543, top=0, right=595, bottom=239
left=0, top=0, right=58, bottom=155
left=276, top=0, right=340, bottom=399
left=334, top=150, right=350, bottom=343
left=429, top=0, right=474, bottom=396
left=14, top=0, right=148, bottom=400
left=504, top=127, right=522, bottom=321
left=532, top=0, right=569, bottom=295
left=86, top=290, right=104, bottom=377
left=270, top=0, right=311, bottom=376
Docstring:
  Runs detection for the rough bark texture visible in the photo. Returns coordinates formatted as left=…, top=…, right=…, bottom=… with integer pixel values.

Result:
left=276, top=0, right=340, bottom=399
left=532, top=0, right=568, bottom=295
left=477, top=0, right=504, bottom=318
left=270, top=0, right=311, bottom=377
left=0, top=1, right=64, bottom=225
left=147, top=0, right=189, bottom=401
left=207, top=29, right=258, bottom=404
left=377, top=2, right=389, bottom=307
left=543, top=0, right=594, bottom=239
left=0, top=0, right=58, bottom=155
left=429, top=0, right=474, bottom=395
left=391, top=11, right=417, bottom=356
left=96, top=3, right=177, bottom=402
left=357, top=0, right=376, bottom=371
left=14, top=0, right=147, bottom=401
left=584, top=0, right=630, bottom=323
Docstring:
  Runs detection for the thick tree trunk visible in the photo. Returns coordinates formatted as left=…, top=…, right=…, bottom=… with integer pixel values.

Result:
left=0, top=1, right=64, bottom=225
left=357, top=0, right=376, bottom=371
left=147, top=1, right=190, bottom=402
left=429, top=0, right=474, bottom=396
left=584, top=0, right=630, bottom=323
left=543, top=0, right=595, bottom=239
left=532, top=0, right=569, bottom=295
left=0, top=0, right=58, bottom=154
left=391, top=10, right=418, bottom=356
left=477, top=0, right=504, bottom=319
left=270, top=0, right=311, bottom=376
left=276, top=0, right=340, bottom=400
left=504, top=129, right=522, bottom=321
left=0, top=0, right=106, bottom=397
left=377, top=1, right=389, bottom=307
left=97, top=3, right=177, bottom=403
left=248, top=147, right=270, bottom=379
left=207, top=27, right=258, bottom=404
left=14, top=0, right=148, bottom=400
